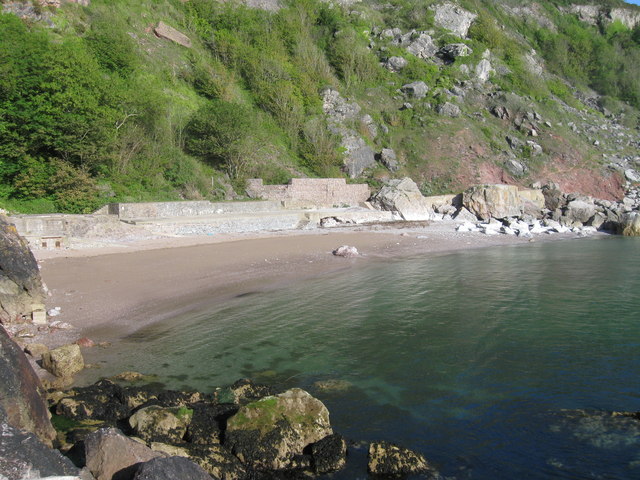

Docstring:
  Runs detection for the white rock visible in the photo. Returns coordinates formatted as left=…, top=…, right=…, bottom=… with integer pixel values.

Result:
left=332, top=245, right=359, bottom=258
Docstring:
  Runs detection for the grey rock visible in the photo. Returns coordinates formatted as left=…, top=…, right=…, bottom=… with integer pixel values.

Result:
left=341, top=134, right=376, bottom=178
left=379, top=148, right=399, bottom=172
left=492, top=105, right=511, bottom=120
left=371, top=177, right=434, bottom=221
left=401, top=81, right=429, bottom=99
left=506, top=135, right=523, bottom=150
left=0, top=418, right=86, bottom=480
left=463, top=184, right=522, bottom=220
left=564, top=200, right=596, bottom=225
left=439, top=43, right=472, bottom=61
left=133, top=456, right=211, bottom=480
left=332, top=245, right=359, bottom=258
left=504, top=158, right=526, bottom=177
left=406, top=33, right=438, bottom=59
left=385, top=56, right=408, bottom=72
left=625, top=169, right=640, bottom=182
left=432, top=2, right=477, bottom=37
left=475, top=58, right=493, bottom=82
left=129, top=405, right=192, bottom=444
left=322, top=89, right=361, bottom=122
left=154, top=22, right=192, bottom=48
left=85, top=427, right=164, bottom=480
left=436, top=102, right=461, bottom=117
left=526, top=140, right=543, bottom=156
left=453, top=207, right=478, bottom=223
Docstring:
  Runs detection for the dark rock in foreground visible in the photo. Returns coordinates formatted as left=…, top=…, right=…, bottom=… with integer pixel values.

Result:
left=0, top=410, right=89, bottom=480
left=0, top=325, right=56, bottom=446
left=133, top=456, right=211, bottom=480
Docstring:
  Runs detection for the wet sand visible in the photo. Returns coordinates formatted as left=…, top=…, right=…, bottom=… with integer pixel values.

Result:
left=35, top=222, right=574, bottom=346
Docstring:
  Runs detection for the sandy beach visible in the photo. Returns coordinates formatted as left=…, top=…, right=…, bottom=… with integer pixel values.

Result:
left=35, top=221, right=580, bottom=347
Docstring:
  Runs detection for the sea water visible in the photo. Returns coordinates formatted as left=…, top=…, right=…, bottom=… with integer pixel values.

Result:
left=80, top=236, right=640, bottom=479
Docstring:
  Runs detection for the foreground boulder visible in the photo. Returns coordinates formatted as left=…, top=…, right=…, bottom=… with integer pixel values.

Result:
left=0, top=214, right=46, bottom=324
left=84, top=427, right=164, bottom=480
left=0, top=326, right=56, bottom=446
left=371, top=177, right=434, bottom=221
left=368, top=441, right=437, bottom=477
left=133, top=456, right=211, bottom=480
left=225, top=388, right=333, bottom=470
left=463, top=184, right=523, bottom=220
left=42, top=343, right=85, bottom=378
left=0, top=407, right=88, bottom=480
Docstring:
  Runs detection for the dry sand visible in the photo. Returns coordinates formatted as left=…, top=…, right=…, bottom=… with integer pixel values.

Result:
left=35, top=222, right=578, bottom=347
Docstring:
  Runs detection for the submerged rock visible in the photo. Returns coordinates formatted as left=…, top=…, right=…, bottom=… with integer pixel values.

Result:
left=225, top=388, right=333, bottom=470
left=310, top=434, right=347, bottom=474
left=368, top=441, right=437, bottom=477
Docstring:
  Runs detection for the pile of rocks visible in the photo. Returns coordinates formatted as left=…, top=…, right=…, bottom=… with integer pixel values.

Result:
left=445, top=183, right=640, bottom=237
left=40, top=377, right=438, bottom=480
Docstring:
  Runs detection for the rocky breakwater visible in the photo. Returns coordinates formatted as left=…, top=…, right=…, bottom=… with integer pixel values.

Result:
left=46, top=378, right=439, bottom=479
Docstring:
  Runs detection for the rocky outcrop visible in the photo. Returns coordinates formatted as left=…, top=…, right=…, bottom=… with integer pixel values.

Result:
left=379, top=147, right=399, bottom=172
left=431, top=2, right=477, bottom=38
left=154, top=22, right=192, bottom=48
left=225, top=388, right=333, bottom=470
left=132, top=456, right=211, bottom=480
left=436, top=102, right=461, bottom=117
left=0, top=326, right=56, bottom=446
left=42, top=343, right=85, bottom=378
left=566, top=5, right=640, bottom=30
left=0, top=215, right=46, bottom=324
left=368, top=441, right=437, bottom=477
left=84, top=427, right=164, bottom=480
left=322, top=88, right=376, bottom=177
left=370, top=178, right=435, bottom=221
left=401, top=81, right=428, bottom=99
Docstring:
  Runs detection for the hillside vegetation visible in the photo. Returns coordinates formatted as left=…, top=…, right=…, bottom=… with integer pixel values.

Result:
left=0, top=0, right=639, bottom=213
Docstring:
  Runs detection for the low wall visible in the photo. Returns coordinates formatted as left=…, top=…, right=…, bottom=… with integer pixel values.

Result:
left=246, top=178, right=370, bottom=208
left=107, top=200, right=282, bottom=221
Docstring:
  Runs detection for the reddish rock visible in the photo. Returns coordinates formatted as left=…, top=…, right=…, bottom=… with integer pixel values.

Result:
left=76, top=337, right=95, bottom=348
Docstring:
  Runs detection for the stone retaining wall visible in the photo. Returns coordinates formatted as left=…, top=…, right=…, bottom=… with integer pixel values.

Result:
left=104, top=200, right=282, bottom=221
left=246, top=178, right=370, bottom=208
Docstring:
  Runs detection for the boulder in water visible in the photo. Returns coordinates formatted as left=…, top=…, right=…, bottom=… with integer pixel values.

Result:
left=225, top=388, right=333, bottom=470
left=368, top=441, right=437, bottom=477
left=42, top=343, right=85, bottom=378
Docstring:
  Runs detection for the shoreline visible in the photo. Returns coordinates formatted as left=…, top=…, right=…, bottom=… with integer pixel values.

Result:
left=34, top=221, right=593, bottom=349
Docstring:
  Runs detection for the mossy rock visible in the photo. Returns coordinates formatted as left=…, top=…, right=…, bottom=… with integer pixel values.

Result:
left=225, top=388, right=332, bottom=470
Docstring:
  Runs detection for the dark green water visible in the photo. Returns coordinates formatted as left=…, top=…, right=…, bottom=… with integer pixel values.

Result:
left=82, top=236, right=640, bottom=479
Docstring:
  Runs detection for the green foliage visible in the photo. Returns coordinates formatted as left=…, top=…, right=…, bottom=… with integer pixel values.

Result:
left=85, top=17, right=138, bottom=76
left=185, top=100, right=257, bottom=178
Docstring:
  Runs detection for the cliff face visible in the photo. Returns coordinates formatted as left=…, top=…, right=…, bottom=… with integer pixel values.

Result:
left=0, top=215, right=45, bottom=324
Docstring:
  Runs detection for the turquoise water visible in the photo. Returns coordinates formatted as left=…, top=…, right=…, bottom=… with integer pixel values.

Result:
left=82, top=236, right=640, bottom=479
